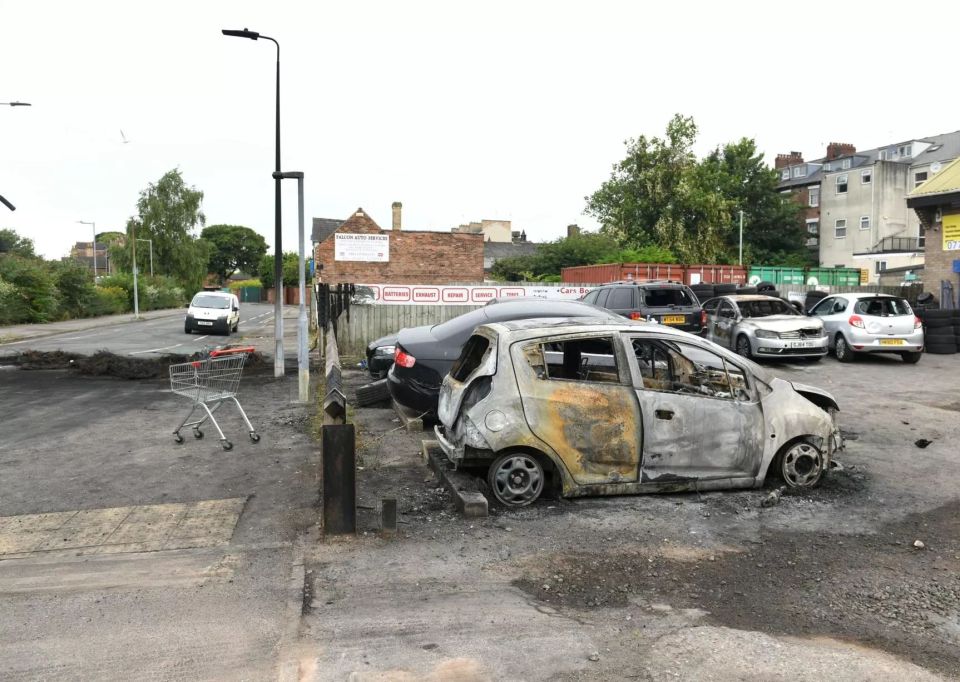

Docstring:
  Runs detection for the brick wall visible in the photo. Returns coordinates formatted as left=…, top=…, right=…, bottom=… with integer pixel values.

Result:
left=314, top=208, right=485, bottom=284
left=920, top=207, right=959, bottom=292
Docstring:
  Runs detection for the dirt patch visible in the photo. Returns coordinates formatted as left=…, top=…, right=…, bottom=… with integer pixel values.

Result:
left=514, top=500, right=960, bottom=676
left=12, top=349, right=267, bottom=380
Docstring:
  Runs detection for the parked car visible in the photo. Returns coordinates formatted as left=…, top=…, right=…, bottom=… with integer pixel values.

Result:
left=435, top=320, right=841, bottom=507
left=702, top=295, right=828, bottom=361
left=385, top=299, right=623, bottom=415
left=806, top=293, right=923, bottom=363
left=184, top=291, right=239, bottom=335
left=580, top=280, right=705, bottom=334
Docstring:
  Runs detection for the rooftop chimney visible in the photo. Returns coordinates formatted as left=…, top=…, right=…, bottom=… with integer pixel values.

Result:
left=826, top=142, right=856, bottom=161
left=567, top=224, right=580, bottom=238
left=775, top=151, right=804, bottom=169
left=391, top=202, right=402, bottom=231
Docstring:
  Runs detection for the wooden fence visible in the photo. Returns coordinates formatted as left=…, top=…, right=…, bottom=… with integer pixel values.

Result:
left=337, top=304, right=480, bottom=356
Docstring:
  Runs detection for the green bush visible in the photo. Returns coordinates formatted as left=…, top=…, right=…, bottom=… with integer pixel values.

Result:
left=87, top=286, right=129, bottom=316
left=96, top=273, right=185, bottom=312
left=0, top=255, right=59, bottom=323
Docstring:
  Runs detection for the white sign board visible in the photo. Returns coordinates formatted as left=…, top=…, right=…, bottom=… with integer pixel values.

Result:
left=335, top=234, right=389, bottom=262
left=354, top=283, right=594, bottom=305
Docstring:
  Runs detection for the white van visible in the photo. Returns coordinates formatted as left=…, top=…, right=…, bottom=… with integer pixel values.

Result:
left=184, top=291, right=240, bottom=335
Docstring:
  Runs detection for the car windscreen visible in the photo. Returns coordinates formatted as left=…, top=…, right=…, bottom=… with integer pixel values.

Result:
left=643, top=288, right=692, bottom=307
left=853, top=297, right=912, bottom=316
left=192, top=295, right=231, bottom=309
left=737, top=299, right=798, bottom=317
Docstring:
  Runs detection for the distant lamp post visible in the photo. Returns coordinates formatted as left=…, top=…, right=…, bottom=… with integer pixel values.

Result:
left=222, top=27, right=285, bottom=378
left=1, top=101, right=31, bottom=107
left=77, top=220, right=97, bottom=279
left=137, top=238, right=154, bottom=276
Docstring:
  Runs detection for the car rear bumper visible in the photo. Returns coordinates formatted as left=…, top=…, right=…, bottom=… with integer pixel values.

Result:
left=847, top=329, right=924, bottom=352
left=387, top=366, right=440, bottom=415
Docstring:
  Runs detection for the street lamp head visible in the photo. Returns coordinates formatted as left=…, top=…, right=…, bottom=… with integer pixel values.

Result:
left=222, top=28, right=259, bottom=40
left=4, top=101, right=32, bottom=107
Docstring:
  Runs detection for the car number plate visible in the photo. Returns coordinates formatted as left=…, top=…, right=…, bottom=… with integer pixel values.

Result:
left=198, top=321, right=213, bottom=326
left=662, top=315, right=685, bottom=324
left=788, top=341, right=816, bottom=348
left=879, top=338, right=905, bottom=346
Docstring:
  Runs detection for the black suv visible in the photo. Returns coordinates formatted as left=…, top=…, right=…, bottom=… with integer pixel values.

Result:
left=580, top=280, right=705, bottom=334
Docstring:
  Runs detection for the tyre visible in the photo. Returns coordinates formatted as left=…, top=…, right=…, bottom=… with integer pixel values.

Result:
left=767, top=289, right=781, bottom=299
left=487, top=451, right=545, bottom=507
left=715, top=283, right=737, bottom=295
left=835, top=334, right=855, bottom=362
left=249, top=432, right=261, bottom=443
left=735, top=334, right=753, bottom=359
left=916, top=292, right=936, bottom=306
left=222, top=441, right=233, bottom=451
left=773, top=439, right=824, bottom=489
left=901, top=351, right=922, bottom=364
left=925, top=327, right=955, bottom=339
left=356, top=378, right=391, bottom=407
left=756, top=281, right=776, bottom=293
left=736, top=286, right=758, bottom=295
left=925, top=340, right=957, bottom=354
left=805, top=291, right=827, bottom=312
left=922, top=316, right=953, bottom=329
left=921, top=309, right=953, bottom=320
left=184, top=325, right=192, bottom=334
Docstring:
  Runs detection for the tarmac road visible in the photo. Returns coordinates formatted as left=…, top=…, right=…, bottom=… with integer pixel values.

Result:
left=0, top=303, right=300, bottom=358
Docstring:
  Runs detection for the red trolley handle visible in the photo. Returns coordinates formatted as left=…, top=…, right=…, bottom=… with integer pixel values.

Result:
left=210, top=346, right=256, bottom=357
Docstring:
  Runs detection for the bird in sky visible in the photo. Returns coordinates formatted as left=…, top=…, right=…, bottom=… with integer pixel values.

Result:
left=120, top=129, right=131, bottom=144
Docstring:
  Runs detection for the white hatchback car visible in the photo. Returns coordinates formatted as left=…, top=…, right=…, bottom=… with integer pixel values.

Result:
left=806, top=293, right=923, bottom=363
left=184, top=291, right=240, bottom=335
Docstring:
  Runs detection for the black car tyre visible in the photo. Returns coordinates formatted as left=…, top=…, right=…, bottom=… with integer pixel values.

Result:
left=715, top=283, right=737, bottom=295
left=736, top=286, right=758, bottom=295
left=921, top=317, right=953, bottom=329
left=774, top=439, right=824, bottom=489
left=901, top=351, right=922, bottom=364
left=835, top=334, right=855, bottom=362
left=184, top=325, right=191, bottom=334
left=925, top=339, right=957, bottom=354
left=487, top=451, right=545, bottom=507
left=921, top=309, right=953, bottom=321
left=735, top=334, right=753, bottom=359
left=756, top=281, right=776, bottom=293
left=356, top=379, right=391, bottom=407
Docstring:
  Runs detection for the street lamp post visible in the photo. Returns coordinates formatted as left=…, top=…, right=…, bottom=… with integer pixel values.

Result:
left=137, top=238, right=154, bottom=276
left=77, top=220, right=97, bottom=279
left=274, top=171, right=308, bottom=402
left=222, top=27, right=285, bottom=378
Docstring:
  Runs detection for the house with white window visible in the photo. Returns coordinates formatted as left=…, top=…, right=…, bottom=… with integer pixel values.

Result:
left=777, top=131, right=960, bottom=283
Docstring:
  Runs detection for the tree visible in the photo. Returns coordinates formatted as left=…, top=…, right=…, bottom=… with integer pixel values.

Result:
left=701, top=138, right=811, bottom=265
left=110, top=169, right=212, bottom=291
left=586, top=115, right=811, bottom=265
left=258, top=252, right=301, bottom=289
left=0, top=228, right=37, bottom=258
left=201, top=224, right=268, bottom=284
left=0, top=254, right=58, bottom=322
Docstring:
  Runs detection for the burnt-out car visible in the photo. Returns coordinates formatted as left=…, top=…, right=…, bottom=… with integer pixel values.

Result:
left=435, top=320, right=841, bottom=507
left=386, top=300, right=621, bottom=416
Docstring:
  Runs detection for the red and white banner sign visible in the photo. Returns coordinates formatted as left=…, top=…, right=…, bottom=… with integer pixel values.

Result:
left=354, top=284, right=594, bottom=305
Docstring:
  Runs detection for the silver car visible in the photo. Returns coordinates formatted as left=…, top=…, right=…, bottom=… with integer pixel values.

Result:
left=806, top=293, right=923, bottom=363
left=703, top=295, right=828, bottom=361
left=435, top=320, right=841, bottom=507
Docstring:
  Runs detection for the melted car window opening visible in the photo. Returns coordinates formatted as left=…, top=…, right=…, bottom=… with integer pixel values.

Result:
left=539, top=337, right=620, bottom=384
left=632, top=339, right=749, bottom=401
left=450, top=335, right=490, bottom=382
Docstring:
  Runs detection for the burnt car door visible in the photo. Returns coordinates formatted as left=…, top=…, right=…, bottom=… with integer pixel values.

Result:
left=626, top=335, right=764, bottom=481
left=712, top=299, right=738, bottom=349
left=512, top=333, right=642, bottom=485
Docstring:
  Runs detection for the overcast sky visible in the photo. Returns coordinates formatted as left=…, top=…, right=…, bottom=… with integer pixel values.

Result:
left=2, top=0, right=956, bottom=260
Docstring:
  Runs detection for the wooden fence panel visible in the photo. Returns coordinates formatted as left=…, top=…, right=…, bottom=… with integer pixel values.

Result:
left=337, top=304, right=481, bottom=356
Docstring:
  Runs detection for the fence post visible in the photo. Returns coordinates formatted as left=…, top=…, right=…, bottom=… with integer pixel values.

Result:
left=321, top=423, right=356, bottom=535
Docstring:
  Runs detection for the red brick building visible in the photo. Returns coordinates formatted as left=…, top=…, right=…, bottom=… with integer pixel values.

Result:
left=313, top=205, right=484, bottom=284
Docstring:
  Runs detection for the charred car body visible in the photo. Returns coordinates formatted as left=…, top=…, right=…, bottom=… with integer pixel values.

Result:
left=435, top=320, right=841, bottom=507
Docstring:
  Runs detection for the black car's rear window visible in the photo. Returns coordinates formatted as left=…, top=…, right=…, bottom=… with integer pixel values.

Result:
left=643, top=288, right=692, bottom=307
left=853, top=297, right=912, bottom=316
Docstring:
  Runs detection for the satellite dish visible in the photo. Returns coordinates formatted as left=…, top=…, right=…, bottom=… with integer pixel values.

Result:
left=806, top=276, right=819, bottom=286
left=931, top=162, right=942, bottom=173
left=748, top=275, right=761, bottom=285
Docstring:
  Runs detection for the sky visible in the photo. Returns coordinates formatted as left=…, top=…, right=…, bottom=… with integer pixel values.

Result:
left=1, top=0, right=956, bottom=260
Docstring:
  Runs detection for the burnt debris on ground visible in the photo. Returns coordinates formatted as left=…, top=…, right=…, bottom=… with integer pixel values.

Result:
left=10, top=349, right=267, bottom=379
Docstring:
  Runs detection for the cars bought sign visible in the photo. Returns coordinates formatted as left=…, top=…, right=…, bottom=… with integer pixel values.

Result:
left=353, top=284, right=594, bottom=304
left=335, top=234, right=390, bottom=262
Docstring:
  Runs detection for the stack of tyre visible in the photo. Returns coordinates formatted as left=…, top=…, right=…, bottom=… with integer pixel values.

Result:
left=805, top=290, right=828, bottom=314
left=919, top=308, right=959, bottom=355
left=690, top=283, right=716, bottom=303
left=755, top=281, right=779, bottom=298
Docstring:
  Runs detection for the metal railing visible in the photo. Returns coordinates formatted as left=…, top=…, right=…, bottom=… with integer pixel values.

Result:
left=872, top=237, right=919, bottom=253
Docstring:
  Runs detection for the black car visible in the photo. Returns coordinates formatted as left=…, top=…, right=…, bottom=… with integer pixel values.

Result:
left=387, top=299, right=621, bottom=416
left=580, top=280, right=705, bottom=334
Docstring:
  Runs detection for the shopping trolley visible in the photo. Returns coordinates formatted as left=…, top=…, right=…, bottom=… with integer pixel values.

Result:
left=169, top=347, right=260, bottom=451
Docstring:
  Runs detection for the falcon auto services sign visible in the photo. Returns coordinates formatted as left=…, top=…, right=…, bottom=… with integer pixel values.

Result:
left=335, top=234, right=390, bottom=262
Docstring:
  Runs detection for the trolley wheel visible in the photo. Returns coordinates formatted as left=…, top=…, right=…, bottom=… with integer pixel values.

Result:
left=249, top=432, right=261, bottom=443
left=174, top=433, right=184, bottom=444
left=193, top=429, right=204, bottom=439
left=222, top=441, right=233, bottom=451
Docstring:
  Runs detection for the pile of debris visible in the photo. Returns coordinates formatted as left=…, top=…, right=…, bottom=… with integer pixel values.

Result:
left=12, top=349, right=266, bottom=380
